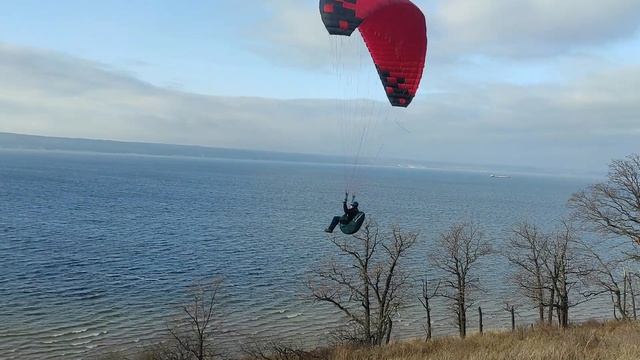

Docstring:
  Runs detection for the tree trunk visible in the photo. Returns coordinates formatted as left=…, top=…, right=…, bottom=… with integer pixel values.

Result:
left=614, top=290, right=627, bottom=320
left=426, top=301, right=432, bottom=341
left=536, top=271, right=544, bottom=323
left=385, top=318, right=393, bottom=344
left=629, top=275, right=637, bottom=321
left=459, top=304, right=467, bottom=338
left=538, top=301, right=544, bottom=324
left=559, top=299, right=569, bottom=328
left=623, top=270, right=628, bottom=319
left=547, top=288, right=555, bottom=326
left=375, top=312, right=385, bottom=345
left=458, top=279, right=466, bottom=338
left=511, top=306, right=515, bottom=332
left=364, top=299, right=371, bottom=343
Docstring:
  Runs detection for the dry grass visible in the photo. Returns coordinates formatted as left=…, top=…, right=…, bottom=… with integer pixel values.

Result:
left=328, top=321, right=640, bottom=360
left=103, top=321, right=640, bottom=360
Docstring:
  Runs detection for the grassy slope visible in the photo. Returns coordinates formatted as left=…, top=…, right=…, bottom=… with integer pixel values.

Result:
left=104, top=321, right=640, bottom=360
left=329, top=321, right=640, bottom=360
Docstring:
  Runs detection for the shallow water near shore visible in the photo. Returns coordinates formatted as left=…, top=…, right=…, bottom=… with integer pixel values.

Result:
left=0, top=150, right=610, bottom=359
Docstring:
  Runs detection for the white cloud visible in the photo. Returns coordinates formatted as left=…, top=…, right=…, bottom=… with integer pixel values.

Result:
left=247, top=0, right=640, bottom=68
left=0, top=43, right=638, bottom=172
left=250, top=0, right=393, bottom=69
left=249, top=0, right=332, bottom=68
left=434, top=0, right=640, bottom=58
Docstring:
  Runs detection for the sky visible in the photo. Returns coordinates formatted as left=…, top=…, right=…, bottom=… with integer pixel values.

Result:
left=0, top=0, right=639, bottom=173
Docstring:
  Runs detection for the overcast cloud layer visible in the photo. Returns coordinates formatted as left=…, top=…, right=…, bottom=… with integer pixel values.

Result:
left=435, top=0, right=640, bottom=58
left=1, top=40, right=638, bottom=173
left=253, top=0, right=640, bottom=67
left=1, top=1, right=639, bottom=173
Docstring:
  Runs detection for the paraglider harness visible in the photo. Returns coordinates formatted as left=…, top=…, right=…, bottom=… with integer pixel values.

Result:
left=329, top=193, right=366, bottom=235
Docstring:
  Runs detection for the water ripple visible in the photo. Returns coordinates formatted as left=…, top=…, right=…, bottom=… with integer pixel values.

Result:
left=0, top=151, right=602, bottom=359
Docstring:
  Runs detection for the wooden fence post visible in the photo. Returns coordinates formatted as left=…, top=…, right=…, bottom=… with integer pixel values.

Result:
left=478, top=306, right=483, bottom=335
left=629, top=274, right=637, bottom=321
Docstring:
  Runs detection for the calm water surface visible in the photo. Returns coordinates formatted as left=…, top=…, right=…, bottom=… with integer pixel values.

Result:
left=0, top=151, right=606, bottom=359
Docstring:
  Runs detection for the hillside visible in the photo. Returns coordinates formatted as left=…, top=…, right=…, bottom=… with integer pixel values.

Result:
left=103, top=321, right=640, bottom=360
left=326, top=321, right=640, bottom=360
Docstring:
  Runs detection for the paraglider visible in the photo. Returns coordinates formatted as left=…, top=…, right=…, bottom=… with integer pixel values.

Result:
left=319, top=0, right=427, bottom=234
left=325, top=193, right=366, bottom=234
left=319, top=0, right=428, bottom=107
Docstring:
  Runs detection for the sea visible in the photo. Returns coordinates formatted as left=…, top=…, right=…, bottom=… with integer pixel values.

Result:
left=0, top=150, right=612, bottom=359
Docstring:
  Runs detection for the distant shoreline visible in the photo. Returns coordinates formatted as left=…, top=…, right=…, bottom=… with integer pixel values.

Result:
left=0, top=132, right=601, bottom=179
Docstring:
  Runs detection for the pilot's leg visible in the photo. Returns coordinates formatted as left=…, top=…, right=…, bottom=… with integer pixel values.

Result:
left=325, top=216, right=341, bottom=233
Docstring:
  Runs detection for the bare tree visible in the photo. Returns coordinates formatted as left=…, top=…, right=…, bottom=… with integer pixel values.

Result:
left=418, top=276, right=440, bottom=341
left=541, top=221, right=592, bottom=328
left=431, top=222, right=492, bottom=338
left=502, top=303, right=516, bottom=331
left=568, top=154, right=640, bottom=253
left=504, top=222, right=550, bottom=324
left=162, top=278, right=224, bottom=360
left=241, top=339, right=328, bottom=360
left=580, top=240, right=633, bottom=320
left=308, top=221, right=417, bottom=345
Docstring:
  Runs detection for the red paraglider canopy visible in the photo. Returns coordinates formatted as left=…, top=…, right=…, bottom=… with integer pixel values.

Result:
left=319, top=0, right=428, bottom=107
